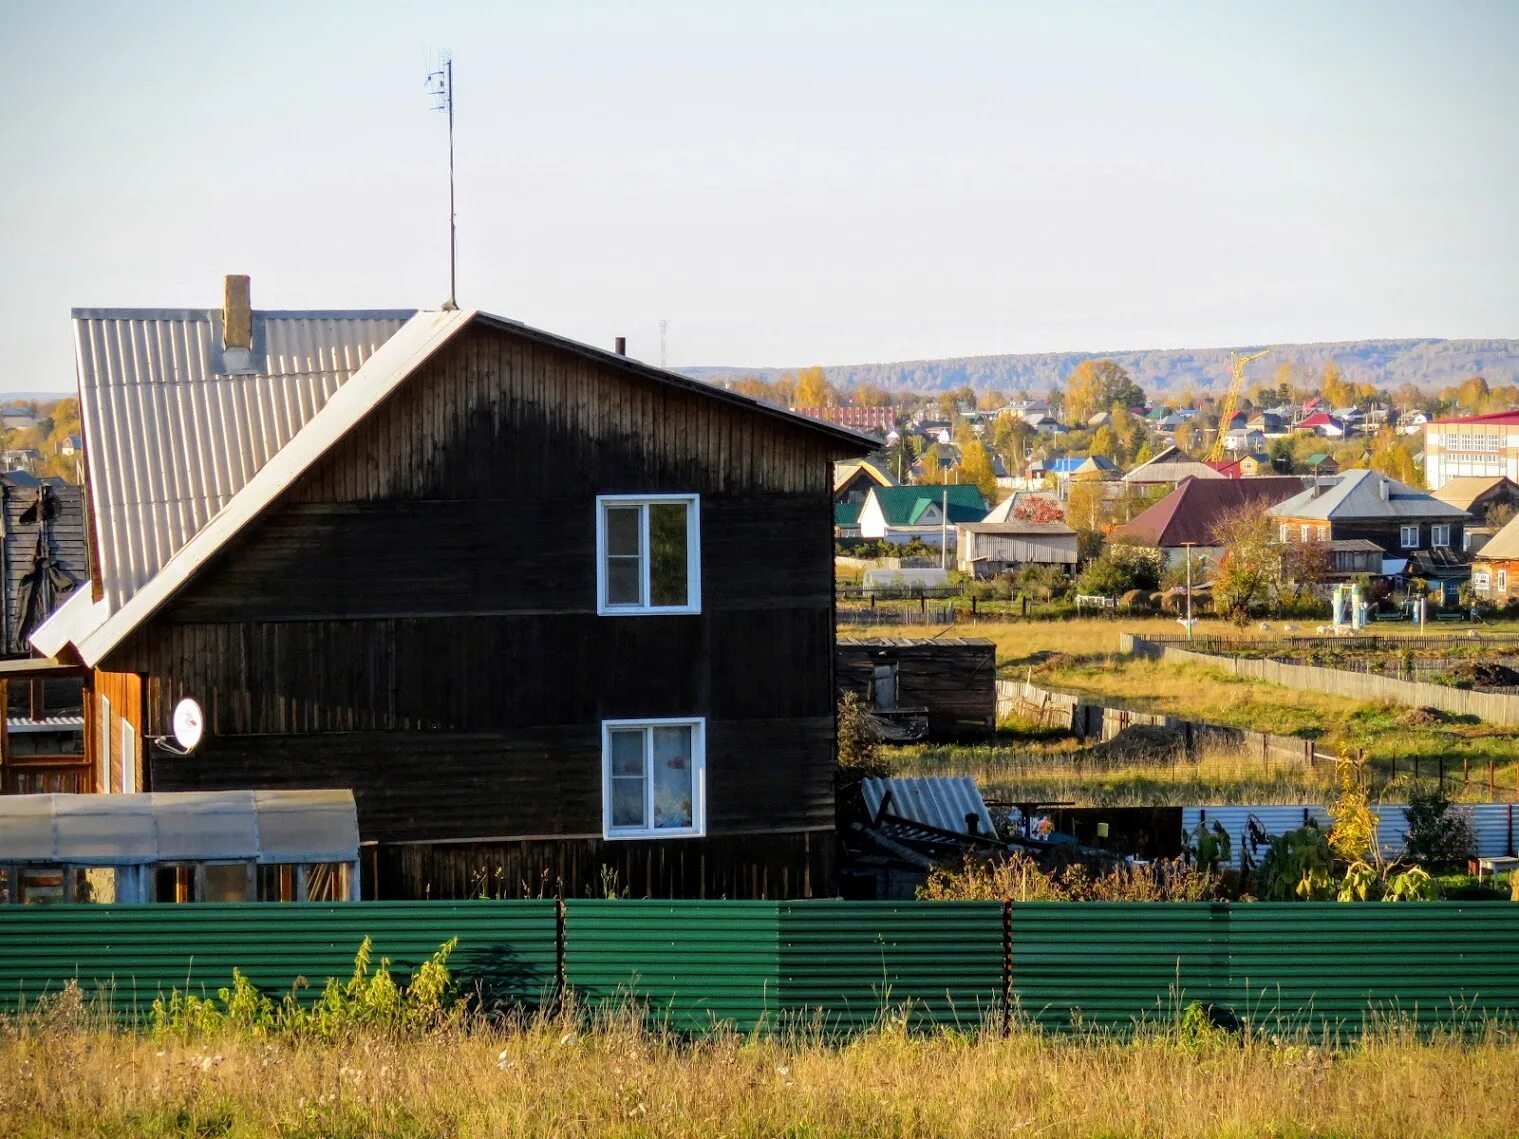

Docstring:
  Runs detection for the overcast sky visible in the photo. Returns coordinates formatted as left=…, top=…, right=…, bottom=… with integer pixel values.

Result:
left=1, top=1, right=1515, bottom=390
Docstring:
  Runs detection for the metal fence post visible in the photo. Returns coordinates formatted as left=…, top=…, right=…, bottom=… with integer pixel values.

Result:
left=1002, top=899, right=1013, bottom=1037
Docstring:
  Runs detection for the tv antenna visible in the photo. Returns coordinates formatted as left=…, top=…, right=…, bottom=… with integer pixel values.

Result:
left=659, top=319, right=669, bottom=369
left=426, top=52, right=458, bottom=310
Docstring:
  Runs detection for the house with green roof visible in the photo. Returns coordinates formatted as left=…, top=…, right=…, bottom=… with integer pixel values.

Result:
left=857, top=484, right=988, bottom=548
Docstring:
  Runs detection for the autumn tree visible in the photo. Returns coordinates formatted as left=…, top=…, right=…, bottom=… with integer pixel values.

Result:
left=1210, top=508, right=1281, bottom=624
left=794, top=366, right=832, bottom=408
left=1065, top=482, right=1105, bottom=535
left=1368, top=427, right=1421, bottom=487
left=1012, top=497, right=1065, bottom=524
left=955, top=436, right=999, bottom=501
left=990, top=413, right=1033, bottom=473
left=851, top=382, right=892, bottom=407
left=1089, top=425, right=1118, bottom=460
left=1063, top=360, right=1145, bottom=426
left=1454, top=376, right=1490, bottom=412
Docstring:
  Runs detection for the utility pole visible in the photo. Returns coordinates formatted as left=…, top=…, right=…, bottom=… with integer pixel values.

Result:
left=1181, top=541, right=1196, bottom=641
left=941, top=486, right=949, bottom=572
left=426, top=53, right=458, bottom=309
left=659, top=320, right=669, bottom=369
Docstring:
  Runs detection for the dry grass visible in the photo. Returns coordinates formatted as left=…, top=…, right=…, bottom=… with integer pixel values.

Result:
left=3, top=1015, right=1517, bottom=1138
left=886, top=738, right=1341, bottom=806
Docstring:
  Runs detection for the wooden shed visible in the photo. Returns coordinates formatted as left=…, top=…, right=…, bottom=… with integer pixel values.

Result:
left=33, top=288, right=872, bottom=900
left=835, top=638, right=997, bottom=739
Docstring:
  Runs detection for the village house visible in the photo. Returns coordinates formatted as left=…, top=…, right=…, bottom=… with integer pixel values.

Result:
left=28, top=277, right=873, bottom=900
left=1472, top=512, right=1519, bottom=606
left=856, top=484, right=987, bottom=548
left=1432, top=475, right=1519, bottom=555
left=1268, top=469, right=1472, bottom=601
left=1108, top=475, right=1304, bottom=569
left=1121, top=445, right=1225, bottom=491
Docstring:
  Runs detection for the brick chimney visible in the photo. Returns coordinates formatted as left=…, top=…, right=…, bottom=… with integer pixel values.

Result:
left=223, top=275, right=252, bottom=350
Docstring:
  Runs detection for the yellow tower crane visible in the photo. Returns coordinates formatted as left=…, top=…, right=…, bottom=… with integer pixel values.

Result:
left=1208, top=349, right=1271, bottom=464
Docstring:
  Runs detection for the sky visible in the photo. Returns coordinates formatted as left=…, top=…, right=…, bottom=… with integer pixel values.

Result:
left=1, top=0, right=1516, bottom=390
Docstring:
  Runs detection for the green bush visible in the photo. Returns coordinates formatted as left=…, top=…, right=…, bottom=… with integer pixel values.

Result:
left=150, top=937, right=461, bottom=1039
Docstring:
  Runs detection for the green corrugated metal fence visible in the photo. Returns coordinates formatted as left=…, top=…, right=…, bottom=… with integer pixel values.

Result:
left=0, top=901, right=559, bottom=1020
left=2, top=900, right=1516, bottom=1036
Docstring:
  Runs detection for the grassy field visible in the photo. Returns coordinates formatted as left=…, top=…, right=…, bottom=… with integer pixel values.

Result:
left=4, top=1017, right=1517, bottom=1139
left=846, top=619, right=1519, bottom=800
left=884, top=737, right=1344, bottom=806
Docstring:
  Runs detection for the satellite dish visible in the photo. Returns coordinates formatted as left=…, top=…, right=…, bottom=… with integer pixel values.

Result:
left=171, top=698, right=204, bottom=753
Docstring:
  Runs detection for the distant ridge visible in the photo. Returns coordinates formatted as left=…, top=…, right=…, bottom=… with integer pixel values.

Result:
left=678, top=338, right=1519, bottom=396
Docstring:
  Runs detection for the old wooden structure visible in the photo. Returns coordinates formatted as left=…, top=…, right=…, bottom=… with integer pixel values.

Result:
left=835, top=637, right=997, bottom=740
left=34, top=289, right=871, bottom=899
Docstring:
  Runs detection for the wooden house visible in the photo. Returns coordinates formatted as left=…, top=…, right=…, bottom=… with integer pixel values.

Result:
left=29, top=279, right=872, bottom=900
left=1473, top=513, right=1519, bottom=605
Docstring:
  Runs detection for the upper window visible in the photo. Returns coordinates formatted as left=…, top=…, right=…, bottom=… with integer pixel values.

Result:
left=1400, top=524, right=1420, bottom=549
left=1300, top=525, right=1313, bottom=542
left=1431, top=524, right=1451, bottom=549
left=1499, top=569, right=1509, bottom=594
left=602, top=718, right=705, bottom=839
left=596, top=495, right=701, bottom=616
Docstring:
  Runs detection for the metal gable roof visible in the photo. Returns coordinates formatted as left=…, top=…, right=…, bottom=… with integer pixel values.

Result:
left=72, top=306, right=414, bottom=613
left=1267, top=468, right=1469, bottom=523
left=39, top=308, right=875, bottom=666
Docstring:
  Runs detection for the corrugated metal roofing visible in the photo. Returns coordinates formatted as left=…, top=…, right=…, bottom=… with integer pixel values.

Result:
left=1479, top=512, right=1519, bottom=560
left=46, top=307, right=877, bottom=666
left=73, top=307, right=413, bottom=612
left=1183, top=803, right=1515, bottom=868
left=5, top=714, right=84, bottom=733
left=861, top=776, right=996, bottom=836
left=1269, top=468, right=1469, bottom=523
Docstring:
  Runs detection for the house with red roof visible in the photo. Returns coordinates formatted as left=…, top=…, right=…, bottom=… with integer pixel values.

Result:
left=1108, top=475, right=1304, bottom=569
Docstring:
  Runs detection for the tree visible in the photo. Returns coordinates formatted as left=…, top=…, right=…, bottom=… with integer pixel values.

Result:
left=990, top=414, right=1033, bottom=473
left=1065, top=482, right=1104, bottom=534
left=955, top=436, right=999, bottom=502
left=1088, top=425, right=1118, bottom=460
left=1174, top=421, right=1198, bottom=453
left=1454, top=376, right=1490, bottom=412
left=1210, top=508, right=1280, bottom=624
left=1062, top=360, right=1145, bottom=426
left=794, top=366, right=832, bottom=408
left=1013, top=497, right=1065, bottom=524
left=1132, top=437, right=1154, bottom=466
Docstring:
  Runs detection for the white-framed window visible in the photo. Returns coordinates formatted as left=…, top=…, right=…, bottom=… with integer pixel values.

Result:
left=120, top=719, right=137, bottom=795
left=1500, top=569, right=1510, bottom=595
left=1300, top=524, right=1313, bottom=542
left=1278, top=524, right=1290, bottom=543
left=96, top=694, right=111, bottom=793
left=1431, top=524, right=1451, bottom=549
left=601, top=717, right=705, bottom=839
left=1474, top=570, right=1491, bottom=593
left=1400, top=524, right=1420, bottom=549
left=595, top=494, right=701, bottom=616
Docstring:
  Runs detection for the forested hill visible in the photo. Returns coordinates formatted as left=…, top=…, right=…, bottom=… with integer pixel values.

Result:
left=678, top=338, right=1519, bottom=396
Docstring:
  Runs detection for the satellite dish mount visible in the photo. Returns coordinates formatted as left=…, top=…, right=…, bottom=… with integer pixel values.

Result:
left=150, top=697, right=205, bottom=757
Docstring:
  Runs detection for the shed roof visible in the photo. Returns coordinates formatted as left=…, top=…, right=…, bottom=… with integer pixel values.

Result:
left=1267, top=468, right=1467, bottom=523
left=955, top=521, right=1076, bottom=536
left=1431, top=475, right=1519, bottom=512
left=860, top=776, right=995, bottom=838
left=0, top=789, right=358, bottom=865
left=1110, top=475, right=1304, bottom=548
left=1478, top=513, right=1519, bottom=561
left=833, top=457, right=897, bottom=495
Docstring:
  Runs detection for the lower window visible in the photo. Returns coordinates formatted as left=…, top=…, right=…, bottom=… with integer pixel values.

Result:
left=602, top=718, right=705, bottom=839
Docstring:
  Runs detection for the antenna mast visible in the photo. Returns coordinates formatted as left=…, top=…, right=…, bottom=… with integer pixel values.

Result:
left=426, top=53, right=458, bottom=309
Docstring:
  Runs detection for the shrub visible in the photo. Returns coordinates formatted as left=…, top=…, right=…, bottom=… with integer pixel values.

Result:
left=836, top=691, right=888, bottom=783
left=1402, top=786, right=1477, bottom=869
left=150, top=937, right=462, bottom=1039
left=918, top=852, right=1221, bottom=902
left=1076, top=545, right=1159, bottom=598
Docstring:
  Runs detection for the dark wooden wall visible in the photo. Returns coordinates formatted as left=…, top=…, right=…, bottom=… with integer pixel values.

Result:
left=107, top=322, right=856, bottom=898
left=835, top=639, right=997, bottom=739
